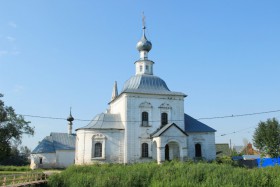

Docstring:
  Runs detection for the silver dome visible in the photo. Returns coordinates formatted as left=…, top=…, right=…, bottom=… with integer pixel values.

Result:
left=122, top=74, right=169, bottom=92
left=136, top=35, right=152, bottom=52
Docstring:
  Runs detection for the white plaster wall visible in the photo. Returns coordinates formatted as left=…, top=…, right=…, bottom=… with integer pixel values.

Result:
left=56, top=150, right=75, bottom=168
left=75, top=129, right=124, bottom=164
left=187, top=132, right=216, bottom=160
left=109, top=94, right=128, bottom=163
left=30, top=153, right=56, bottom=169
left=125, top=93, right=185, bottom=163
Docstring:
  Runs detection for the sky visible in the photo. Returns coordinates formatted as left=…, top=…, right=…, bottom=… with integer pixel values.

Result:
left=1, top=1, right=280, bottom=151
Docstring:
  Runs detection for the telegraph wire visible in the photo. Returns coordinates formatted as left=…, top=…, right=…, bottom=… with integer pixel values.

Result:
left=19, top=109, right=280, bottom=123
left=197, top=109, right=280, bottom=120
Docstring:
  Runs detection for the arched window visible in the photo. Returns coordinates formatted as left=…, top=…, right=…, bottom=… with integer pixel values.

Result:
left=195, top=143, right=202, bottom=157
left=142, top=143, right=149, bottom=158
left=94, top=142, right=102, bottom=157
left=142, top=112, right=149, bottom=126
left=161, top=112, right=168, bottom=127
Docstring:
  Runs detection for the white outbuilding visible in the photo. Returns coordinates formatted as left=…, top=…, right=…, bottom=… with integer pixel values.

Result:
left=30, top=112, right=76, bottom=169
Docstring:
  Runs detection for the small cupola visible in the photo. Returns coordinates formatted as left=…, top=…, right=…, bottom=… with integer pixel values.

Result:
left=67, top=108, right=74, bottom=135
left=134, top=14, right=154, bottom=76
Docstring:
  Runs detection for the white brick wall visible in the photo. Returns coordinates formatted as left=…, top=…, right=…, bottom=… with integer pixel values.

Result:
left=75, top=129, right=124, bottom=164
left=187, top=132, right=216, bottom=160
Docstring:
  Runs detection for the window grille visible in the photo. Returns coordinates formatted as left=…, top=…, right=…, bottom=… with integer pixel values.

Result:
left=142, top=143, right=149, bottom=157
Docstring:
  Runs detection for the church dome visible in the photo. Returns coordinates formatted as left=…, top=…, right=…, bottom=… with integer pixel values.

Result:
left=136, top=34, right=152, bottom=52
left=122, top=74, right=170, bottom=93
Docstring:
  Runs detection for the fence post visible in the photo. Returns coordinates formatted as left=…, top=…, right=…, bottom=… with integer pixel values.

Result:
left=3, top=177, right=6, bottom=186
left=13, top=175, right=15, bottom=185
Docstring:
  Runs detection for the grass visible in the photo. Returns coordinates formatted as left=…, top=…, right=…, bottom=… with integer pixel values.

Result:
left=0, top=165, right=31, bottom=172
left=47, top=161, right=280, bottom=187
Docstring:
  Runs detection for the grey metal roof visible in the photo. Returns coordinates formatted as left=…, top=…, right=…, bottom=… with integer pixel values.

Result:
left=31, top=136, right=55, bottom=153
left=121, top=74, right=186, bottom=96
left=184, top=114, right=216, bottom=132
left=51, top=133, right=76, bottom=150
left=31, top=133, right=76, bottom=154
left=151, top=123, right=188, bottom=137
left=76, top=113, right=124, bottom=130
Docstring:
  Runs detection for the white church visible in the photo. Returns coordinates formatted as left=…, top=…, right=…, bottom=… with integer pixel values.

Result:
left=31, top=21, right=216, bottom=168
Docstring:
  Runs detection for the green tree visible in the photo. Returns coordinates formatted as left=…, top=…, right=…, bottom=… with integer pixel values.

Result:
left=253, top=118, right=280, bottom=158
left=0, top=93, right=34, bottom=162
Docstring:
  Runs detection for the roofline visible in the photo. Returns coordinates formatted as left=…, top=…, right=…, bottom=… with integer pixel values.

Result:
left=186, top=130, right=217, bottom=133
left=110, top=92, right=187, bottom=105
left=134, top=59, right=155, bottom=64
left=31, top=151, right=55, bottom=154
left=122, top=91, right=187, bottom=97
left=76, top=128, right=125, bottom=131
left=152, top=123, right=188, bottom=137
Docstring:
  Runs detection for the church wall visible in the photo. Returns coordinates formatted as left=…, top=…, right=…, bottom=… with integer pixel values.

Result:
left=110, top=94, right=128, bottom=163
left=75, top=129, right=124, bottom=164
left=56, top=150, right=75, bottom=168
left=125, top=93, right=185, bottom=163
left=187, top=132, right=216, bottom=160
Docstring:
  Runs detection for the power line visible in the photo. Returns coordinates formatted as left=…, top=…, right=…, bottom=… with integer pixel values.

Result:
left=20, top=109, right=280, bottom=123
left=197, top=109, right=280, bottom=120
left=219, top=126, right=256, bottom=137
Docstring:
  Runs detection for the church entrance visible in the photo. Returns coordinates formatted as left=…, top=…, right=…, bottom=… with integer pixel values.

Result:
left=165, top=141, right=180, bottom=161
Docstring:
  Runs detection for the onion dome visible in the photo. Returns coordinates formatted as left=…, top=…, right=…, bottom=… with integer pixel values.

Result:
left=136, top=31, right=152, bottom=52
left=67, top=108, right=74, bottom=122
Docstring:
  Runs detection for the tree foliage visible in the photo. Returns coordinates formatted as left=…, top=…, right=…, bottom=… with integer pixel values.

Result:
left=253, top=118, right=280, bottom=158
left=0, top=93, right=34, bottom=162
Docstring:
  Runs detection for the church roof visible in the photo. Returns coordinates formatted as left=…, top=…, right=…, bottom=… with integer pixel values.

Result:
left=184, top=114, right=216, bottom=132
left=77, top=113, right=124, bottom=130
left=151, top=123, right=188, bottom=137
left=31, top=133, right=76, bottom=154
left=121, top=74, right=186, bottom=96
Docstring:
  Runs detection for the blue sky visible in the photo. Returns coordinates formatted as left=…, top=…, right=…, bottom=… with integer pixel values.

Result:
left=1, top=1, right=280, bottom=150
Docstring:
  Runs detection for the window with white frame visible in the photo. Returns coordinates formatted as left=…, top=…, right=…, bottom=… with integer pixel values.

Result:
left=92, top=134, right=106, bottom=159
left=161, top=112, right=168, bottom=127
left=142, top=111, right=149, bottom=126
left=94, top=142, right=102, bottom=157
left=142, top=143, right=149, bottom=158
left=139, top=102, right=152, bottom=127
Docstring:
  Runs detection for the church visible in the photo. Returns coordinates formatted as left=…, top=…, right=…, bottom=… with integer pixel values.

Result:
left=75, top=23, right=216, bottom=165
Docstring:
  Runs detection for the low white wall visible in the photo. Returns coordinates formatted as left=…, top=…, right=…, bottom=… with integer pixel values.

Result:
left=30, top=153, right=56, bottom=169
left=56, top=150, right=75, bottom=168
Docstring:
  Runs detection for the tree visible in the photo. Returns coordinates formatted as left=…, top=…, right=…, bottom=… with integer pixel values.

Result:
left=253, top=118, right=280, bottom=158
left=0, top=93, right=34, bottom=162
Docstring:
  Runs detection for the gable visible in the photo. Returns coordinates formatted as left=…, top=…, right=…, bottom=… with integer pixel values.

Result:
left=151, top=123, right=188, bottom=137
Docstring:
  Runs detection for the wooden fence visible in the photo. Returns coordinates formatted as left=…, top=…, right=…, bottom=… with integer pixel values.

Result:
left=1, top=172, right=48, bottom=187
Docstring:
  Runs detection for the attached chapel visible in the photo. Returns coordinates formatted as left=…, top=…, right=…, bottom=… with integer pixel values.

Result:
left=75, top=22, right=216, bottom=164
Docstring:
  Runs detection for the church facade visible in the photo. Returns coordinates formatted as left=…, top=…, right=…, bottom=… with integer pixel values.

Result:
left=75, top=24, right=216, bottom=164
